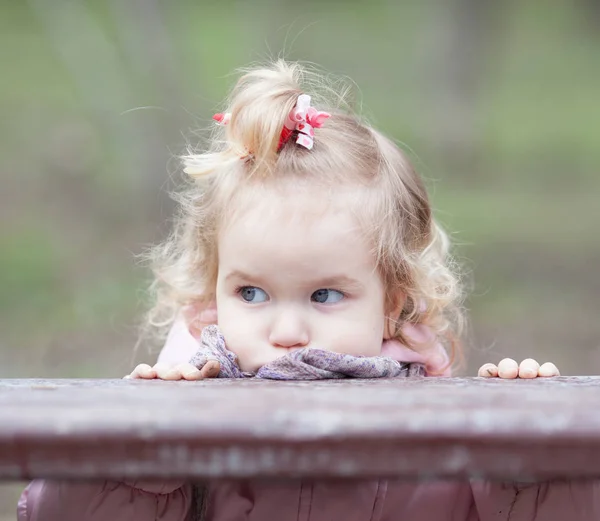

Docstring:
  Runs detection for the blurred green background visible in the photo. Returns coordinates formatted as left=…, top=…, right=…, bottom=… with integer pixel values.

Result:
left=1, top=0, right=599, bottom=513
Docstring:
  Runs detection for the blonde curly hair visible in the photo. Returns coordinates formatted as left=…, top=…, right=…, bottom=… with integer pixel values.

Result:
left=146, top=60, right=465, bottom=369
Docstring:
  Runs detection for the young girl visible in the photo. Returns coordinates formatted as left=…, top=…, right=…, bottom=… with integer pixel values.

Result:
left=19, top=61, right=593, bottom=521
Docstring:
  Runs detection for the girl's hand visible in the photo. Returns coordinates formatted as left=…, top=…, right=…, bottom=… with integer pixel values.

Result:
left=478, top=358, right=560, bottom=379
left=124, top=360, right=220, bottom=380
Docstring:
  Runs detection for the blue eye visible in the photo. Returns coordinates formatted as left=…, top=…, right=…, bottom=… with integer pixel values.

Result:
left=238, top=286, right=269, bottom=303
left=311, top=289, right=344, bottom=304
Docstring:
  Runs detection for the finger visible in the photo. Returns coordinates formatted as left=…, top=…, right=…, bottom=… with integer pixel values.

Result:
left=497, top=358, right=519, bottom=379
left=153, top=363, right=183, bottom=380
left=129, top=364, right=156, bottom=379
left=175, top=363, right=203, bottom=381
left=519, top=358, right=540, bottom=379
left=539, top=362, right=560, bottom=377
left=478, top=363, right=498, bottom=377
left=200, top=360, right=220, bottom=378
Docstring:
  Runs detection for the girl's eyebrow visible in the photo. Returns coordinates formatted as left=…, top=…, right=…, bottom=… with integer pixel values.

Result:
left=224, top=270, right=363, bottom=290
left=224, top=269, right=258, bottom=283
left=310, top=275, right=364, bottom=290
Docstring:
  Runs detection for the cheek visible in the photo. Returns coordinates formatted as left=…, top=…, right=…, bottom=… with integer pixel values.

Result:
left=216, top=300, right=265, bottom=366
left=322, top=314, right=385, bottom=357
left=218, top=303, right=251, bottom=345
left=218, top=321, right=251, bottom=369
left=357, top=302, right=386, bottom=355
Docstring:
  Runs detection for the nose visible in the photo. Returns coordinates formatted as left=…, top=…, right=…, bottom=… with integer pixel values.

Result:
left=269, top=308, right=309, bottom=349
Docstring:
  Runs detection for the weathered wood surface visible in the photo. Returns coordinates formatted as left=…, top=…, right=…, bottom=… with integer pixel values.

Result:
left=1, top=377, right=600, bottom=481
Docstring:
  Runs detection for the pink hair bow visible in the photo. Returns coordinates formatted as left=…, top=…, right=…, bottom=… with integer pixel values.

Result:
left=280, top=94, right=330, bottom=150
left=212, top=94, right=330, bottom=152
left=212, top=112, right=231, bottom=125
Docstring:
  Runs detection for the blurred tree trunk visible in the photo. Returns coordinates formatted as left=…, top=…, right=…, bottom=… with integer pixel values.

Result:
left=581, top=0, right=600, bottom=31
left=109, top=0, right=186, bottom=230
left=26, top=0, right=144, bottom=223
left=414, top=0, right=506, bottom=179
left=28, top=0, right=186, bottom=239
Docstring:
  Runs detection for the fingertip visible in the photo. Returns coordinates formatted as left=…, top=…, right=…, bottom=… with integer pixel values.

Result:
left=497, top=358, right=519, bottom=379
left=140, top=369, right=156, bottom=379
left=153, top=363, right=175, bottom=380
left=127, top=369, right=141, bottom=380
left=519, top=358, right=540, bottom=379
left=498, top=368, right=519, bottom=379
left=179, top=363, right=202, bottom=381
left=131, top=363, right=155, bottom=379
left=518, top=369, right=537, bottom=379
left=521, top=358, right=538, bottom=365
left=539, top=362, right=560, bottom=377
left=478, top=363, right=498, bottom=378
left=201, top=360, right=220, bottom=378
left=182, top=369, right=203, bottom=380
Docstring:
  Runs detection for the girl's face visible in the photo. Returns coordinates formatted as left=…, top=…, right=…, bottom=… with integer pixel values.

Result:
left=215, top=184, right=388, bottom=372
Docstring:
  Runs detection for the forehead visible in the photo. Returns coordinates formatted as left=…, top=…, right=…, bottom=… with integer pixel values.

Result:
left=232, top=180, right=352, bottom=224
left=218, top=181, right=376, bottom=274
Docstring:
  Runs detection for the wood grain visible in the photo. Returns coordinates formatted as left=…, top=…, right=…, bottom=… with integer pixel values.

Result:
left=1, top=377, right=600, bottom=480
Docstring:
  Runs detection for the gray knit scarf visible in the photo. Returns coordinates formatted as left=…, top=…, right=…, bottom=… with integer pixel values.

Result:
left=189, top=325, right=425, bottom=380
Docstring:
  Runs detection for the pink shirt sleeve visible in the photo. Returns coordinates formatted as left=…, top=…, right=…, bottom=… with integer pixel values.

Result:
left=156, top=318, right=201, bottom=366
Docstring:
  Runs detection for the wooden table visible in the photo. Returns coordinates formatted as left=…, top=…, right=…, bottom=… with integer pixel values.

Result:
left=1, top=377, right=600, bottom=481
